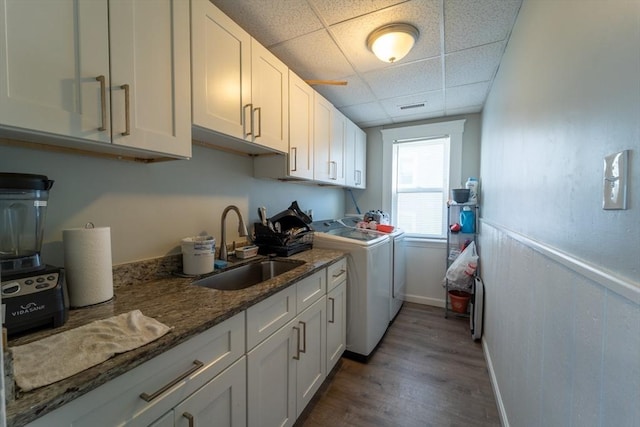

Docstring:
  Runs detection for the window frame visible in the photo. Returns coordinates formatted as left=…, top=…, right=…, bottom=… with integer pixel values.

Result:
left=392, top=136, right=450, bottom=238
left=381, top=119, right=466, bottom=239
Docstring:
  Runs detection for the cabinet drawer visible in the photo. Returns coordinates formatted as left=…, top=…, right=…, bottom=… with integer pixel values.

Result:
left=297, top=270, right=326, bottom=313
left=246, top=285, right=297, bottom=351
left=28, top=312, right=245, bottom=427
left=326, top=258, right=347, bottom=292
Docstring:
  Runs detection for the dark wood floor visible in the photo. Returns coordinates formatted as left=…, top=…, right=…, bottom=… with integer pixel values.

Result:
left=296, top=303, right=501, bottom=427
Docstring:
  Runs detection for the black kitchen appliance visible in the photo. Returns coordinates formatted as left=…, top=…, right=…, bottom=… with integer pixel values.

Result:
left=1, top=173, right=67, bottom=336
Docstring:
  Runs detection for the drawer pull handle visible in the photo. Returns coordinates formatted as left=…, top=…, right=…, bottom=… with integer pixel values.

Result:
left=332, top=269, right=346, bottom=279
left=291, top=147, right=297, bottom=171
left=243, top=103, right=253, bottom=137
left=183, top=412, right=195, bottom=427
left=299, top=321, right=307, bottom=354
left=293, top=326, right=301, bottom=360
left=328, top=297, right=335, bottom=323
left=120, top=84, right=130, bottom=136
left=253, top=106, right=262, bottom=138
left=139, top=360, right=204, bottom=402
left=95, top=75, right=106, bottom=131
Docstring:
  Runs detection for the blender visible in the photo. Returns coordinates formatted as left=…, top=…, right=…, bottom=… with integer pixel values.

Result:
left=1, top=173, right=67, bottom=336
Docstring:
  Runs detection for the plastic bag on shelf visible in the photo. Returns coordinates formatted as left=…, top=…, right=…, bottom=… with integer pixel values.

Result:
left=445, top=241, right=478, bottom=288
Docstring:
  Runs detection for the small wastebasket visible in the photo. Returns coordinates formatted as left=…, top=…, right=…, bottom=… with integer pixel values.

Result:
left=448, top=290, right=471, bottom=313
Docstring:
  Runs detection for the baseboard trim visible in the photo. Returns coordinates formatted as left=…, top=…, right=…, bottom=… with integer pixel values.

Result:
left=481, top=219, right=639, bottom=304
left=482, top=338, right=509, bottom=427
left=403, top=294, right=444, bottom=307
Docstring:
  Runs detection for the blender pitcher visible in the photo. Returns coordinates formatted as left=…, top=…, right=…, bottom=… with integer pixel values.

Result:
left=0, top=173, right=54, bottom=274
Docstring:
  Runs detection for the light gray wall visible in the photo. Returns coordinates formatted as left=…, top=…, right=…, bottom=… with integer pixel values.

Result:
left=479, top=1, right=639, bottom=425
left=0, top=144, right=344, bottom=265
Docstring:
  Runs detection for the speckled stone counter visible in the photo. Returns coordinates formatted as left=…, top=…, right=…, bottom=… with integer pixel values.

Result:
left=5, top=248, right=345, bottom=427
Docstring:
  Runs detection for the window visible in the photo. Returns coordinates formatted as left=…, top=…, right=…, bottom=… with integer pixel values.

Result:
left=381, top=120, right=465, bottom=239
left=393, top=137, right=449, bottom=237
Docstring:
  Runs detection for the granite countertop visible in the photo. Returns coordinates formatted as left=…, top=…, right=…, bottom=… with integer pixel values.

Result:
left=5, top=248, right=345, bottom=427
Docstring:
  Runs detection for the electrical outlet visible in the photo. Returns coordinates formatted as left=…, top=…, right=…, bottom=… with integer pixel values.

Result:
left=603, top=150, right=629, bottom=210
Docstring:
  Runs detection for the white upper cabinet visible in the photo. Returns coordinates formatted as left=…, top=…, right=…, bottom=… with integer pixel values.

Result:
left=191, top=0, right=251, bottom=142
left=345, top=119, right=367, bottom=189
left=286, top=71, right=314, bottom=179
left=109, top=0, right=192, bottom=158
left=0, top=0, right=110, bottom=143
left=312, top=92, right=333, bottom=183
left=191, top=0, right=288, bottom=154
left=0, top=0, right=192, bottom=159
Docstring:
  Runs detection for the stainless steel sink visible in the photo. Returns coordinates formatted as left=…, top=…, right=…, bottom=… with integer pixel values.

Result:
left=192, top=259, right=304, bottom=291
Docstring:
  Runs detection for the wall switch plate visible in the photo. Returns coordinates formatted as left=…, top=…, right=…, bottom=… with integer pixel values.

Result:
left=603, top=150, right=629, bottom=210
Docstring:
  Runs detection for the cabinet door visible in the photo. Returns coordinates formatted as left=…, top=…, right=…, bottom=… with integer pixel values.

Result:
left=191, top=0, right=251, bottom=142
left=326, top=280, right=346, bottom=373
left=288, top=71, right=314, bottom=179
left=295, top=296, right=326, bottom=417
left=251, top=40, right=289, bottom=153
left=329, top=107, right=346, bottom=185
left=174, top=357, right=247, bottom=427
left=313, top=92, right=333, bottom=183
left=354, top=126, right=367, bottom=188
left=247, top=318, right=297, bottom=427
left=109, top=0, right=191, bottom=158
left=0, top=0, right=110, bottom=142
left=346, top=121, right=366, bottom=189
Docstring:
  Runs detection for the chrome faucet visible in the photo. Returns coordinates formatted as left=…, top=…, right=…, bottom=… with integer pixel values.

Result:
left=219, top=205, right=248, bottom=261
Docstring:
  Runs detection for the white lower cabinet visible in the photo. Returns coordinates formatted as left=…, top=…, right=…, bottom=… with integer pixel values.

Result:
left=326, top=280, right=347, bottom=373
left=247, top=296, right=326, bottom=427
left=173, top=356, right=247, bottom=427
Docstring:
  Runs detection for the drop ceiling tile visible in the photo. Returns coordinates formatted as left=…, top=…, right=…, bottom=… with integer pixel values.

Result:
left=359, top=118, right=391, bottom=128
left=329, top=0, right=441, bottom=74
left=313, top=75, right=377, bottom=107
left=445, top=82, right=490, bottom=110
left=444, top=0, right=522, bottom=53
left=445, top=41, right=506, bottom=87
left=391, top=109, right=447, bottom=124
left=363, top=58, right=442, bottom=99
left=310, top=0, right=407, bottom=25
left=211, top=0, right=322, bottom=46
left=271, top=30, right=355, bottom=81
left=339, top=102, right=389, bottom=124
left=445, top=105, right=484, bottom=116
left=380, top=91, right=444, bottom=117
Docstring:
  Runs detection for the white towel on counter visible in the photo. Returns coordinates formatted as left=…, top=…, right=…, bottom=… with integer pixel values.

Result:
left=12, top=310, right=172, bottom=392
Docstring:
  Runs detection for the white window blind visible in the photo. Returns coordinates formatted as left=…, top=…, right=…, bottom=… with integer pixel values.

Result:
left=393, top=137, right=449, bottom=237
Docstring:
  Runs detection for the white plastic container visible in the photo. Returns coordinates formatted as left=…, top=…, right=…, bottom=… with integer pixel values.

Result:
left=465, top=177, right=479, bottom=204
left=181, top=236, right=215, bottom=275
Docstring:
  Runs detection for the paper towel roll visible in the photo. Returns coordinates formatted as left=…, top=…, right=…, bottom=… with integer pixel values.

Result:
left=63, top=226, right=114, bottom=307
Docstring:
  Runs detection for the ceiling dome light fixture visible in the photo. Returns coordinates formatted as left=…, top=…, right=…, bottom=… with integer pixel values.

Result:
left=367, top=23, right=419, bottom=63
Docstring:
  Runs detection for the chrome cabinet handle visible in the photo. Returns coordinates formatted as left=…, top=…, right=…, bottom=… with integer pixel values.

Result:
left=96, top=76, right=106, bottom=131
left=139, top=360, right=204, bottom=402
left=253, top=106, right=262, bottom=138
left=356, top=170, right=362, bottom=185
left=183, top=412, right=195, bottom=427
left=120, top=84, right=130, bottom=136
left=332, top=269, right=346, bottom=279
left=330, top=161, right=337, bottom=180
left=299, top=321, right=307, bottom=354
left=293, top=326, right=301, bottom=360
left=243, top=103, right=253, bottom=137
left=328, top=297, right=335, bottom=323
left=291, top=147, right=297, bottom=171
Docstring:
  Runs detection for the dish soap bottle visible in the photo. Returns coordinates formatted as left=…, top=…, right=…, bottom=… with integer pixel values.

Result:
left=460, top=206, right=475, bottom=233
left=465, top=177, right=478, bottom=204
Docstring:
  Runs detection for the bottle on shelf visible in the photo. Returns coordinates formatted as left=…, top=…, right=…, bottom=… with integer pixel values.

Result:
left=459, top=206, right=476, bottom=233
left=465, top=177, right=478, bottom=204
